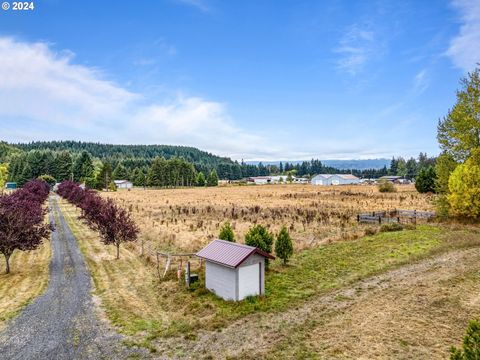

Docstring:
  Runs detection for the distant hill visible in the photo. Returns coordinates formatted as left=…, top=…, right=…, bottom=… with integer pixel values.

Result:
left=246, top=159, right=390, bottom=170
left=14, top=141, right=236, bottom=168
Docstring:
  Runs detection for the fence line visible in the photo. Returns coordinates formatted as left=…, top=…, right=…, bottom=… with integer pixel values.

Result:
left=134, top=238, right=199, bottom=280
left=357, top=209, right=435, bottom=225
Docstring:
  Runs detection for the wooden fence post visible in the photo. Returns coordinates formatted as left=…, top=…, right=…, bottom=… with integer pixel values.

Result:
left=156, top=252, right=160, bottom=279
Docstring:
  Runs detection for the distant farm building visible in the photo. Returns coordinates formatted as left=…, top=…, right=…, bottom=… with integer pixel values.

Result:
left=311, top=174, right=360, bottom=186
left=247, top=175, right=300, bottom=184
left=293, top=177, right=309, bottom=184
left=196, top=239, right=275, bottom=301
left=378, top=176, right=402, bottom=183
left=114, top=180, right=133, bottom=189
left=4, top=182, right=17, bottom=190
left=247, top=176, right=273, bottom=185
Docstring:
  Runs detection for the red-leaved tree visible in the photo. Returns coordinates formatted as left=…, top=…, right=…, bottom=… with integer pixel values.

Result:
left=87, top=199, right=139, bottom=259
left=0, top=180, right=52, bottom=274
left=58, top=181, right=138, bottom=259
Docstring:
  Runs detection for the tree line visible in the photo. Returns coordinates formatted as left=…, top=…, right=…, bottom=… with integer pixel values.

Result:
left=1, top=140, right=433, bottom=187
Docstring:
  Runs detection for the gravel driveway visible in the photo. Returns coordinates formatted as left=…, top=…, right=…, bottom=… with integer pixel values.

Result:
left=0, top=196, right=149, bottom=360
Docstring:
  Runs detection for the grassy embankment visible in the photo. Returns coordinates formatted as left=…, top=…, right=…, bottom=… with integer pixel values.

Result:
left=59, top=197, right=480, bottom=351
left=0, top=233, right=51, bottom=330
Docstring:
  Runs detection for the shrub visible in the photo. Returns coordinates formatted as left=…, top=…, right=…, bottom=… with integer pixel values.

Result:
left=364, top=227, right=377, bottom=236
left=379, top=223, right=404, bottom=232
left=38, top=174, right=56, bottom=188
left=275, top=226, right=293, bottom=264
left=378, top=180, right=397, bottom=193
left=218, top=222, right=235, bottom=242
left=450, top=320, right=480, bottom=359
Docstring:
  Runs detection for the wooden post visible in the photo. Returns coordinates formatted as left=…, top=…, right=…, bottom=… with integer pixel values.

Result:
left=141, top=238, right=144, bottom=256
left=185, top=261, right=191, bottom=288
left=156, top=252, right=160, bottom=279
left=357, top=214, right=360, bottom=223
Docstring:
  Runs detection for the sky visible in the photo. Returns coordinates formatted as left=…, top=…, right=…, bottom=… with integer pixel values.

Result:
left=0, top=0, right=479, bottom=161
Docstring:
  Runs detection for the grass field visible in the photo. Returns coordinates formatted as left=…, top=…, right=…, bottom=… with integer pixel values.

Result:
left=58, top=194, right=480, bottom=356
left=0, top=238, right=51, bottom=330
left=104, top=184, right=434, bottom=252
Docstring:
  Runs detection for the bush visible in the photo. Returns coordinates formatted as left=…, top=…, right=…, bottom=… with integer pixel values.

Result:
left=450, top=320, right=480, bottom=359
left=378, top=180, right=397, bottom=193
left=379, top=223, right=404, bottom=232
left=218, top=222, right=235, bottom=242
left=364, top=227, right=377, bottom=236
left=37, top=174, right=56, bottom=188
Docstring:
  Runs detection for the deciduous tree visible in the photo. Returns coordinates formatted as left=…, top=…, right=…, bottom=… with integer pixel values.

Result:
left=90, top=199, right=139, bottom=259
left=438, top=67, right=480, bottom=161
left=447, top=158, right=480, bottom=219
left=0, top=180, right=51, bottom=274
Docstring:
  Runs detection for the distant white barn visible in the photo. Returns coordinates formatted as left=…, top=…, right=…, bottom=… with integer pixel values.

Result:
left=196, top=240, right=275, bottom=301
left=114, top=180, right=133, bottom=189
left=311, top=174, right=360, bottom=186
left=247, top=175, right=299, bottom=184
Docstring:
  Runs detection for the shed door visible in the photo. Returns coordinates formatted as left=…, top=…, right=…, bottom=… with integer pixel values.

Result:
left=238, top=263, right=260, bottom=300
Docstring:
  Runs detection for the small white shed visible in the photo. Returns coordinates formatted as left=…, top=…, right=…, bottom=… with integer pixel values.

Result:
left=196, top=239, right=275, bottom=301
left=114, top=180, right=133, bottom=189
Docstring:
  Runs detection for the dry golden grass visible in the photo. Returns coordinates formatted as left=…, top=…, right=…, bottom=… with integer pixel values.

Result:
left=59, top=191, right=480, bottom=358
left=0, top=240, right=51, bottom=330
left=104, top=184, right=434, bottom=252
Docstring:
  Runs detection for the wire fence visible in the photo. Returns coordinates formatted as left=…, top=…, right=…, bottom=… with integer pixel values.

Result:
left=132, top=238, right=201, bottom=281
left=357, top=209, right=435, bottom=225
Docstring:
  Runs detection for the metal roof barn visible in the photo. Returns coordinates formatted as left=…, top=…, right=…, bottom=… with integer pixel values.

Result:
left=311, top=174, right=360, bottom=186
left=196, top=240, right=275, bottom=301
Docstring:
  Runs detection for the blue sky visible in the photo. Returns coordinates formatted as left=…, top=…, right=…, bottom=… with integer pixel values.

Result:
left=0, top=0, right=479, bottom=160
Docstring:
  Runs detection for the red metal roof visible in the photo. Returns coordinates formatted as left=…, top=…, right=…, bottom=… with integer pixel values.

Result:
left=196, top=239, right=275, bottom=268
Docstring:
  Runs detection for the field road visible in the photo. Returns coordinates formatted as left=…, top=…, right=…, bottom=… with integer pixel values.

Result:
left=0, top=196, right=149, bottom=360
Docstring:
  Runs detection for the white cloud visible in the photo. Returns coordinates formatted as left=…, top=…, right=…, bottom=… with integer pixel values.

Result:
left=447, top=0, right=480, bottom=72
left=0, top=37, right=279, bottom=160
left=0, top=37, right=436, bottom=161
left=334, top=24, right=377, bottom=75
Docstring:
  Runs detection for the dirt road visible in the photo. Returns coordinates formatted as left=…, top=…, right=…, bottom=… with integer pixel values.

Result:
left=0, top=196, right=149, bottom=360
